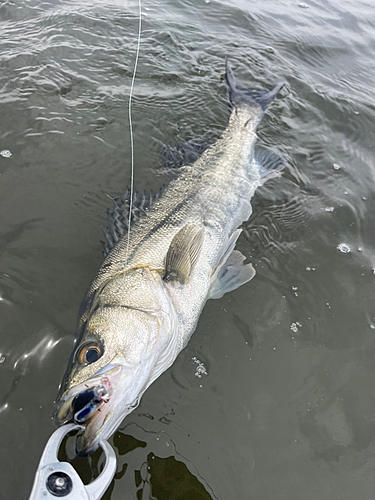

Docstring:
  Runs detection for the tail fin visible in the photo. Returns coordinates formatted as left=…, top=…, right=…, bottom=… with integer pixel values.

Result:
left=225, top=61, right=284, bottom=113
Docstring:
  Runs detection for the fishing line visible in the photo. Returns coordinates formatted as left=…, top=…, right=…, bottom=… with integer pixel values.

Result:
left=126, top=0, right=142, bottom=259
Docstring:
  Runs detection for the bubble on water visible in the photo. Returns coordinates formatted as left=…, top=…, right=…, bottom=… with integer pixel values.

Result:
left=337, top=243, right=350, bottom=253
left=0, top=150, right=12, bottom=158
left=290, top=322, right=301, bottom=333
left=291, top=285, right=299, bottom=297
left=192, top=357, right=207, bottom=378
left=299, top=2, right=309, bottom=7
left=0, top=403, right=8, bottom=414
left=333, top=163, right=341, bottom=170
left=0, top=293, right=12, bottom=305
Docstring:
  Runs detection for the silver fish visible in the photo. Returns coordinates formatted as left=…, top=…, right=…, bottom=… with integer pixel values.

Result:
left=56, top=63, right=285, bottom=455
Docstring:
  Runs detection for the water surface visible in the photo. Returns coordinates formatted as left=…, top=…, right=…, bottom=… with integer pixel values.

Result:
left=1, top=0, right=375, bottom=498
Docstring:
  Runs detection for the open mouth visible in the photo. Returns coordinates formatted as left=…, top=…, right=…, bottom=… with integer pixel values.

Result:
left=70, top=377, right=112, bottom=424
left=56, top=365, right=123, bottom=454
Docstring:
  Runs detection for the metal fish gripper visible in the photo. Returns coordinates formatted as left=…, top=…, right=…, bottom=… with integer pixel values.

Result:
left=28, top=423, right=116, bottom=500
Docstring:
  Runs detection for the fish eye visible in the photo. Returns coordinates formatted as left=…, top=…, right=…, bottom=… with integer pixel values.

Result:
left=77, top=342, right=103, bottom=365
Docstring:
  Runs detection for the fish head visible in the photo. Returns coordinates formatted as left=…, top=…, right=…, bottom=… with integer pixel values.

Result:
left=56, top=296, right=177, bottom=456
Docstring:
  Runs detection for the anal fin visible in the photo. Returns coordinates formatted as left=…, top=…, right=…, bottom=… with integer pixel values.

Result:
left=208, top=229, right=255, bottom=300
left=254, top=148, right=285, bottom=184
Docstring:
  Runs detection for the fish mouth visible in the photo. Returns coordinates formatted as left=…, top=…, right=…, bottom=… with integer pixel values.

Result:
left=56, top=364, right=125, bottom=456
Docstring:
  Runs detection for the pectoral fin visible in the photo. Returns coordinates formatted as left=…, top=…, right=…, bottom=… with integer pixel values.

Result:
left=164, top=225, right=204, bottom=284
left=208, top=229, right=255, bottom=299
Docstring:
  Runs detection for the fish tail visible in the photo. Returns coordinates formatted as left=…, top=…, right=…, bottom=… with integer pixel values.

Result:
left=225, top=61, right=284, bottom=115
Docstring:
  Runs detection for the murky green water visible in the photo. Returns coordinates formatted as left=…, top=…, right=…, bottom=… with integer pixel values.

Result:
left=1, top=0, right=375, bottom=498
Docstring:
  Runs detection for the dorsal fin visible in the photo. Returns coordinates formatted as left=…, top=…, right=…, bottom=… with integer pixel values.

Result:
left=159, top=136, right=213, bottom=177
left=102, top=187, right=163, bottom=257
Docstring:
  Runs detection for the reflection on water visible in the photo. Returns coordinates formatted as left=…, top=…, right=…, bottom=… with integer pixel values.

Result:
left=1, top=0, right=375, bottom=498
left=146, top=453, right=212, bottom=500
left=111, top=427, right=214, bottom=500
left=58, top=427, right=214, bottom=499
left=0, top=329, right=60, bottom=414
left=12, top=333, right=60, bottom=372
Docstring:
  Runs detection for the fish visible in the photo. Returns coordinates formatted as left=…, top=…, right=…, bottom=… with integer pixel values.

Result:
left=55, top=63, right=285, bottom=455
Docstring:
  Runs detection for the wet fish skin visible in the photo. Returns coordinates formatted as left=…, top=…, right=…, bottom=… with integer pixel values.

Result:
left=56, top=63, right=284, bottom=455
